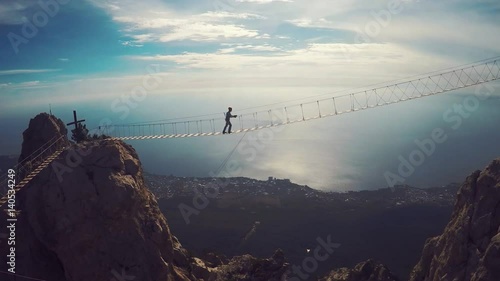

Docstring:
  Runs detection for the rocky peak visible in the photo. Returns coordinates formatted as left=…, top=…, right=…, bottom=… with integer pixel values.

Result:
left=410, top=158, right=500, bottom=281
left=10, top=138, right=197, bottom=280
left=1, top=113, right=293, bottom=281
left=18, top=112, right=69, bottom=163
left=214, top=249, right=289, bottom=281
left=319, top=259, right=399, bottom=281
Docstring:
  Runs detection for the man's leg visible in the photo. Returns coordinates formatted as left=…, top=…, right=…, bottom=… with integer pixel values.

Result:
left=228, top=121, right=232, bottom=133
left=223, top=122, right=229, bottom=133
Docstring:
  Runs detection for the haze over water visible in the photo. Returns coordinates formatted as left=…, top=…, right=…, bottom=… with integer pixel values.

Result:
left=2, top=84, right=499, bottom=191
left=1, top=0, right=499, bottom=191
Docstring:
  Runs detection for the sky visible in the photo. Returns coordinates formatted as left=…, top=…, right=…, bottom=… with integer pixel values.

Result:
left=0, top=0, right=499, bottom=190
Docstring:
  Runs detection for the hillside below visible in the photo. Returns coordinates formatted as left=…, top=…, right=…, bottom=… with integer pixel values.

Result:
left=146, top=173, right=459, bottom=279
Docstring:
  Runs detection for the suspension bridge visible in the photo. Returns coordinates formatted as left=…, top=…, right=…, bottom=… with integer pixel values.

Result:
left=1, top=57, right=499, bottom=209
left=0, top=135, right=67, bottom=208
left=102, top=57, right=500, bottom=140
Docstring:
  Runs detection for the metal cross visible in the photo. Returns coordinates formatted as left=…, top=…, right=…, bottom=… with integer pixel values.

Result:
left=66, top=110, right=85, bottom=130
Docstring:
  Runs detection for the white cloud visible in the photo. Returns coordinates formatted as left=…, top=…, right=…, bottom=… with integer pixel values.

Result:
left=123, top=22, right=260, bottom=43
left=107, top=8, right=266, bottom=43
left=126, top=42, right=450, bottom=86
left=0, top=69, right=60, bottom=76
left=90, top=0, right=500, bottom=61
left=375, top=15, right=500, bottom=53
left=237, top=44, right=280, bottom=51
left=120, top=40, right=143, bottom=47
left=287, top=18, right=335, bottom=29
left=159, top=23, right=259, bottom=42
left=19, top=80, right=40, bottom=87
left=236, top=0, right=293, bottom=3
left=218, top=48, right=236, bottom=54
left=0, top=80, right=45, bottom=91
left=4, top=0, right=493, bottom=110
left=129, top=43, right=406, bottom=67
left=285, top=7, right=500, bottom=59
left=0, top=1, right=35, bottom=25
left=200, top=11, right=265, bottom=20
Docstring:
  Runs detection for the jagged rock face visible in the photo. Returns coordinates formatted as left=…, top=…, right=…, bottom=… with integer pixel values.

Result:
left=18, top=112, right=69, bottom=163
left=213, top=249, right=289, bottom=281
left=319, top=259, right=399, bottom=281
left=410, top=159, right=500, bottom=281
left=1, top=113, right=294, bottom=281
left=15, top=139, right=194, bottom=281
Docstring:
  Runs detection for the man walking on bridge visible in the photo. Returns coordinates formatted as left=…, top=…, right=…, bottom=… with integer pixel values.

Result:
left=223, top=107, right=237, bottom=134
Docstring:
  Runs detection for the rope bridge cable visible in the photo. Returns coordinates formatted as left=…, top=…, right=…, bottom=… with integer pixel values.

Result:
left=215, top=131, right=249, bottom=176
left=0, top=135, right=65, bottom=184
left=104, top=55, right=500, bottom=128
left=101, top=58, right=500, bottom=141
left=0, top=135, right=67, bottom=208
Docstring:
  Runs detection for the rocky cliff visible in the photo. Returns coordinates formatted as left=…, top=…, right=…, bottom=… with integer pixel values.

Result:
left=18, top=112, right=69, bottom=163
left=410, top=159, right=500, bottom=281
left=1, top=113, right=290, bottom=281
left=327, top=159, right=500, bottom=281
left=319, top=259, right=399, bottom=281
left=15, top=139, right=197, bottom=280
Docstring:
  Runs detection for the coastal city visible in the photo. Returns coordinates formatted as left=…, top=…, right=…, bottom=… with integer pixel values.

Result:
left=144, top=173, right=459, bottom=208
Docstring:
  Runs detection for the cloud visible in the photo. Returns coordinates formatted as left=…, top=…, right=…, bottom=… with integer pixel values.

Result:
left=19, top=80, right=40, bottom=87
left=285, top=1, right=500, bottom=55
left=236, top=0, right=293, bottom=3
left=86, top=0, right=500, bottom=64
left=120, top=40, right=143, bottom=47
left=115, top=11, right=263, bottom=30
left=124, top=23, right=261, bottom=43
left=234, top=44, right=281, bottom=52
left=128, top=43, right=419, bottom=68
left=3, top=0, right=498, bottom=111
left=126, top=42, right=451, bottom=87
left=10, top=80, right=49, bottom=88
left=0, top=80, right=45, bottom=93
left=157, top=23, right=259, bottom=42
left=0, top=1, right=36, bottom=25
left=0, top=69, right=60, bottom=76
left=104, top=6, right=267, bottom=43
left=375, top=15, right=500, bottom=53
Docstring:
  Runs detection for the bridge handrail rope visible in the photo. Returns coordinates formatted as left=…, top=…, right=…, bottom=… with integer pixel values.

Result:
left=2, top=135, right=65, bottom=181
left=18, top=135, right=60, bottom=166
left=101, top=58, right=499, bottom=141
left=22, top=135, right=65, bottom=168
left=0, top=135, right=59, bottom=181
left=0, top=135, right=67, bottom=195
left=103, top=56, right=500, bottom=128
